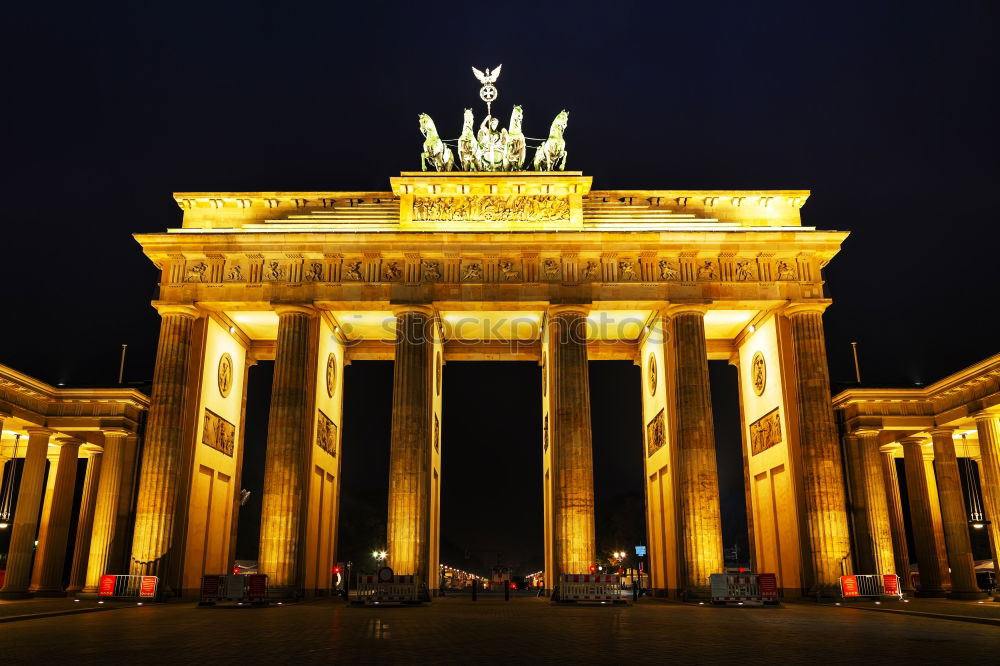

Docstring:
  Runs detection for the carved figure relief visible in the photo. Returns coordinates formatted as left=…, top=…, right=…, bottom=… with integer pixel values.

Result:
left=186, top=262, right=208, bottom=282
left=434, top=413, right=440, bottom=453
left=647, top=353, right=657, bottom=395
left=751, top=351, right=766, bottom=396
left=422, top=260, right=441, bottom=281
left=541, top=258, right=561, bottom=280
left=218, top=353, right=233, bottom=398
left=265, top=261, right=287, bottom=281
left=776, top=260, right=797, bottom=280
left=697, top=261, right=718, bottom=280
left=462, top=262, right=483, bottom=281
left=316, top=410, right=338, bottom=456
left=226, top=265, right=245, bottom=281
left=499, top=261, right=520, bottom=281
left=383, top=261, right=402, bottom=281
left=618, top=259, right=639, bottom=281
left=412, top=195, right=570, bottom=222
left=304, top=262, right=323, bottom=281
left=646, top=408, right=665, bottom=457
left=344, top=261, right=363, bottom=281
left=750, top=408, right=782, bottom=456
left=326, top=353, right=337, bottom=398
left=202, top=409, right=235, bottom=457
left=658, top=260, right=679, bottom=281
left=735, top=260, right=754, bottom=281
left=581, top=261, right=600, bottom=280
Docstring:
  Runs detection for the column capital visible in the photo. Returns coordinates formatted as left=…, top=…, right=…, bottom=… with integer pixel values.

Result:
left=23, top=426, right=55, bottom=437
left=273, top=303, right=319, bottom=317
left=547, top=304, right=590, bottom=318
left=899, top=436, right=929, bottom=447
left=54, top=436, right=84, bottom=448
left=391, top=304, right=436, bottom=317
left=879, top=443, right=902, bottom=454
left=853, top=427, right=881, bottom=437
left=928, top=426, right=957, bottom=438
left=153, top=302, right=200, bottom=318
left=972, top=410, right=999, bottom=423
left=0, top=411, right=11, bottom=420
left=101, top=428, right=131, bottom=439
left=782, top=300, right=832, bottom=317
left=82, top=444, right=104, bottom=455
left=661, top=302, right=709, bottom=317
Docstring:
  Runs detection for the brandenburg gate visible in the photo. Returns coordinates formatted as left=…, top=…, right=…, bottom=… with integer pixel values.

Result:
left=129, top=167, right=854, bottom=600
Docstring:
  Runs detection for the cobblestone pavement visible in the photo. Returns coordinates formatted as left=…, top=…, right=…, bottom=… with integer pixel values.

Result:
left=0, top=594, right=996, bottom=665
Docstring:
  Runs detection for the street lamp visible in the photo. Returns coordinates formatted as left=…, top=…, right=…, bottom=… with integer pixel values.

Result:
left=372, top=550, right=387, bottom=564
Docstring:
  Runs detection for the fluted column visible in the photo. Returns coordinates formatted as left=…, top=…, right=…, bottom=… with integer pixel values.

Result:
left=843, top=434, right=874, bottom=573
left=30, top=437, right=82, bottom=596
left=0, top=427, right=53, bottom=598
left=880, top=445, right=915, bottom=592
left=66, top=446, right=103, bottom=593
left=901, top=438, right=949, bottom=596
left=130, top=305, right=199, bottom=592
left=973, top=412, right=1000, bottom=600
left=856, top=430, right=895, bottom=576
left=930, top=428, right=984, bottom=598
left=785, top=303, right=852, bottom=595
left=548, top=306, right=597, bottom=576
left=259, top=305, right=318, bottom=598
left=81, top=430, right=128, bottom=595
left=387, top=306, right=435, bottom=580
left=668, top=305, right=723, bottom=597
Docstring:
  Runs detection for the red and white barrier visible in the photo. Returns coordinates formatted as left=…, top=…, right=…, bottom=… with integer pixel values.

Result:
left=98, top=574, right=159, bottom=600
left=199, top=574, right=269, bottom=604
left=709, top=573, right=778, bottom=604
left=356, top=574, right=421, bottom=603
left=558, top=573, right=623, bottom=601
left=840, top=574, right=902, bottom=599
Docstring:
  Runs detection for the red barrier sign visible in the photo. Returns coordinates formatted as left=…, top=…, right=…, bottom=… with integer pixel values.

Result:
left=139, top=576, right=158, bottom=598
left=757, top=573, right=778, bottom=600
left=98, top=575, right=116, bottom=597
left=247, top=574, right=267, bottom=599
left=840, top=575, right=859, bottom=597
left=883, top=574, right=899, bottom=596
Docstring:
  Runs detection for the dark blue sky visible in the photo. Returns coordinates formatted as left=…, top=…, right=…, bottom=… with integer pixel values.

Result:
left=4, top=1, right=996, bottom=573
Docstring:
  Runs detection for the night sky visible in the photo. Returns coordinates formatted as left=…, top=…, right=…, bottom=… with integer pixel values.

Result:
left=4, top=2, right=997, bottom=576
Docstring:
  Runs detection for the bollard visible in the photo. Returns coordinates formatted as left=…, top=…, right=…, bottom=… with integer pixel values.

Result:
left=472, top=579, right=478, bottom=601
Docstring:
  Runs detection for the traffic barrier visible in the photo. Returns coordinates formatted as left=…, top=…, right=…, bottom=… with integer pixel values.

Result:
left=355, top=574, right=422, bottom=603
left=840, top=574, right=902, bottom=600
left=98, top=574, right=159, bottom=600
left=558, top=573, right=623, bottom=602
left=199, top=574, right=269, bottom=605
left=709, top=573, right=779, bottom=604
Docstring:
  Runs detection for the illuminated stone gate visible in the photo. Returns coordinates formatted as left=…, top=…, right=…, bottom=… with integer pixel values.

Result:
left=130, top=171, right=856, bottom=599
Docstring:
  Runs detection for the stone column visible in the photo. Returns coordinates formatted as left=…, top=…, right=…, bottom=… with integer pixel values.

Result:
left=30, top=437, right=82, bottom=596
left=259, top=305, right=318, bottom=598
left=880, top=445, right=915, bottom=592
left=113, top=434, right=140, bottom=574
left=929, top=428, right=984, bottom=598
left=856, top=430, right=896, bottom=576
left=0, top=427, right=53, bottom=599
left=130, top=305, right=199, bottom=591
left=973, top=412, right=1000, bottom=600
left=843, top=434, right=874, bottom=573
left=785, top=303, right=852, bottom=595
left=81, top=430, right=128, bottom=595
left=547, top=306, right=597, bottom=576
left=66, top=446, right=103, bottom=593
left=901, top=438, right=949, bottom=596
left=668, top=305, right=723, bottom=597
left=387, top=306, right=435, bottom=580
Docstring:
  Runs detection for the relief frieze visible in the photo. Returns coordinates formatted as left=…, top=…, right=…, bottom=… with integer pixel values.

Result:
left=202, top=409, right=235, bottom=457
left=316, top=409, right=338, bottom=456
left=750, top=407, right=782, bottom=456
left=646, top=408, right=665, bottom=457
left=412, top=195, right=570, bottom=222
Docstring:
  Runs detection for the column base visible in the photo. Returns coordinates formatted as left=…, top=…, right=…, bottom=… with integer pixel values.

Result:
left=915, top=589, right=949, bottom=598
left=947, top=590, right=988, bottom=600
left=266, top=586, right=302, bottom=602
left=0, top=590, right=32, bottom=600
left=30, top=589, right=68, bottom=598
left=75, top=590, right=101, bottom=599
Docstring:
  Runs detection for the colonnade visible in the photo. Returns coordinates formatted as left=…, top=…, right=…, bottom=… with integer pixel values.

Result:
left=0, top=417, right=139, bottom=599
left=843, top=416, right=1000, bottom=598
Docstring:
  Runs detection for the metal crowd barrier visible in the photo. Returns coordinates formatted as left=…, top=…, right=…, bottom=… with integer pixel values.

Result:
left=840, top=574, right=902, bottom=599
left=98, top=574, right=159, bottom=600
left=199, top=574, right=269, bottom=605
left=709, top=573, right=779, bottom=604
left=355, top=574, right=422, bottom=604
left=557, top=573, right=624, bottom=602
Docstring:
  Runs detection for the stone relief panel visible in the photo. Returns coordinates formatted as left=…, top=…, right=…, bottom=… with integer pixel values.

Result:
left=316, top=409, right=338, bottom=456
left=541, top=258, right=562, bottom=280
left=499, top=260, right=521, bottom=282
left=203, top=409, right=235, bottom=457
left=263, top=260, right=288, bottom=282
left=343, top=260, right=364, bottom=281
left=751, top=351, right=766, bottom=396
left=434, top=413, right=440, bottom=453
left=647, top=353, right=657, bottom=395
left=543, top=413, right=549, bottom=452
left=646, top=408, right=665, bottom=457
left=750, top=407, right=782, bottom=456
left=303, top=261, right=324, bottom=282
left=412, top=195, right=570, bottom=222
left=185, top=261, right=208, bottom=282
left=658, top=259, right=679, bottom=281
left=326, top=353, right=337, bottom=398
left=461, top=261, right=483, bottom=282
left=618, top=259, right=640, bottom=281
left=218, top=353, right=233, bottom=398
left=421, top=259, right=441, bottom=282
left=734, top=259, right=756, bottom=281
left=580, top=260, right=601, bottom=281
left=776, top=259, right=798, bottom=280
left=382, top=260, right=403, bottom=281
left=696, top=260, right=719, bottom=281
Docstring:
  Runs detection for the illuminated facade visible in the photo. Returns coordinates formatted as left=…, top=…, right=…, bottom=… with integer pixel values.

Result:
left=128, top=171, right=857, bottom=599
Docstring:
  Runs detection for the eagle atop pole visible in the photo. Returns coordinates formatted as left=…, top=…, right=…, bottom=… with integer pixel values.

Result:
left=472, top=64, right=502, bottom=117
